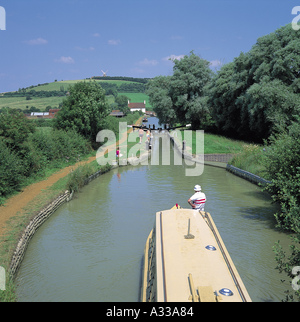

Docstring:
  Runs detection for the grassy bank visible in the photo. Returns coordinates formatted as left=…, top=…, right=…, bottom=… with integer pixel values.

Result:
left=203, top=133, right=246, bottom=154
left=179, top=130, right=246, bottom=154
left=228, top=144, right=268, bottom=179
left=179, top=130, right=268, bottom=178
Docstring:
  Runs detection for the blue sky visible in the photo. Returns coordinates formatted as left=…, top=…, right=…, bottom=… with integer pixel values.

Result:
left=0, top=0, right=298, bottom=92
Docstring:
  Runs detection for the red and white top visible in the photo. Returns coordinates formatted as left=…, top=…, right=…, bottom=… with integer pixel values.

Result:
left=190, top=192, right=206, bottom=210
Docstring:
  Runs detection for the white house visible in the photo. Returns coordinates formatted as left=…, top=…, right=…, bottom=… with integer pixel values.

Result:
left=128, top=101, right=146, bottom=113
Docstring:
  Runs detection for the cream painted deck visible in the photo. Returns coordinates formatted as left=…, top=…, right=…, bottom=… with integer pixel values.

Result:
left=153, top=208, right=251, bottom=302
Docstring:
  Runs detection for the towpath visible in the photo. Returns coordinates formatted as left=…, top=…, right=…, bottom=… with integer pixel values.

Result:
left=0, top=118, right=142, bottom=235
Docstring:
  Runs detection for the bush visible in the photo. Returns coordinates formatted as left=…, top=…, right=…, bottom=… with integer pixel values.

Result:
left=0, top=110, right=35, bottom=151
left=28, top=128, right=91, bottom=167
left=66, top=164, right=93, bottom=193
left=263, top=119, right=300, bottom=301
left=0, top=140, right=24, bottom=200
left=264, top=120, right=300, bottom=231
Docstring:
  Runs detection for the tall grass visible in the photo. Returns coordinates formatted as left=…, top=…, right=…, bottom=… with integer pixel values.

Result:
left=66, top=162, right=111, bottom=193
left=228, top=144, right=268, bottom=178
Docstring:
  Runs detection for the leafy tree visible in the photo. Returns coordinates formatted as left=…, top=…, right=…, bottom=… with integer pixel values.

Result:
left=170, top=52, right=213, bottom=129
left=146, top=76, right=176, bottom=126
left=209, top=24, right=300, bottom=141
left=209, top=59, right=247, bottom=138
left=264, top=119, right=300, bottom=301
left=0, top=109, right=35, bottom=151
left=115, top=95, right=130, bottom=114
left=0, top=139, right=24, bottom=199
left=264, top=119, right=300, bottom=231
left=244, top=78, right=300, bottom=140
left=54, top=81, right=109, bottom=146
left=147, top=52, right=212, bottom=129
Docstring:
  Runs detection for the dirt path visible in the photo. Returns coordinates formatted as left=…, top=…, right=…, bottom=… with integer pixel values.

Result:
left=0, top=120, right=141, bottom=235
left=0, top=155, right=94, bottom=231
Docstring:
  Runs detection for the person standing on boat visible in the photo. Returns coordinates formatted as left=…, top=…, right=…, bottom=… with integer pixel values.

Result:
left=188, top=185, right=206, bottom=211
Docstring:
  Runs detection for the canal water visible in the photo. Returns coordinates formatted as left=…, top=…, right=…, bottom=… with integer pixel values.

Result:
left=15, top=119, right=291, bottom=302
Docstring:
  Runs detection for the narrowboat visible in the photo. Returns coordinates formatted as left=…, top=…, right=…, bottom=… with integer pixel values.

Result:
left=140, top=205, right=252, bottom=302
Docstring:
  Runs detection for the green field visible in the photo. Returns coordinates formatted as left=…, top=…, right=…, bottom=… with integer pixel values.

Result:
left=0, top=79, right=152, bottom=111
left=0, top=96, right=64, bottom=110
left=24, top=79, right=142, bottom=92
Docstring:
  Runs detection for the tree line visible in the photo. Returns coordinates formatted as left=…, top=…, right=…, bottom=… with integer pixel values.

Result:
left=97, top=82, right=146, bottom=94
left=2, top=89, right=67, bottom=98
left=147, top=24, right=300, bottom=142
left=146, top=23, right=300, bottom=301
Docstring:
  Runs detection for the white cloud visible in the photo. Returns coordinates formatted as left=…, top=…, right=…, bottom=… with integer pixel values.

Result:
left=138, top=58, right=158, bottom=66
left=55, top=56, right=75, bottom=64
left=108, top=39, right=120, bottom=45
left=23, top=37, right=48, bottom=45
left=163, top=54, right=185, bottom=62
left=93, top=33, right=100, bottom=37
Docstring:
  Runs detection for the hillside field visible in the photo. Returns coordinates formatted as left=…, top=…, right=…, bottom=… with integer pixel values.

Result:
left=0, top=79, right=152, bottom=110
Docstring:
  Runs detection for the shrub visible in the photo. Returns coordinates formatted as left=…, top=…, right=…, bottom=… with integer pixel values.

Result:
left=0, top=140, right=24, bottom=200
left=264, top=120, right=300, bottom=231
left=66, top=164, right=94, bottom=193
left=263, top=119, right=300, bottom=301
left=0, top=110, right=35, bottom=151
left=28, top=128, right=91, bottom=167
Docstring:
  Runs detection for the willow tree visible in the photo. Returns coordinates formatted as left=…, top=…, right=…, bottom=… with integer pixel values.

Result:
left=147, top=52, right=213, bottom=129
left=208, top=24, right=300, bottom=141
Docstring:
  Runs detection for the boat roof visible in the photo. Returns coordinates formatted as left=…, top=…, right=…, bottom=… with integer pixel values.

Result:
left=154, top=207, right=251, bottom=302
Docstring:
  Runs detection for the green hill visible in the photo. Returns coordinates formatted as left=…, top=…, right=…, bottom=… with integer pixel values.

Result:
left=0, top=77, right=152, bottom=111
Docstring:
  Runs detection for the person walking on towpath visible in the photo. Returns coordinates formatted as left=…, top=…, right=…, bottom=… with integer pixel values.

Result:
left=188, top=185, right=206, bottom=211
left=139, top=128, right=144, bottom=143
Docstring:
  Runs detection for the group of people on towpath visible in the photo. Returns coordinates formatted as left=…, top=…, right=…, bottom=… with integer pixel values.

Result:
left=139, top=128, right=152, bottom=144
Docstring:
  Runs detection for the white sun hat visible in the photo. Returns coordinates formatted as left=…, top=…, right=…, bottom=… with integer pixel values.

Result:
left=194, top=185, right=201, bottom=191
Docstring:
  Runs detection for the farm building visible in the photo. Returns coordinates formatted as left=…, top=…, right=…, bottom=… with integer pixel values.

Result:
left=109, top=110, right=125, bottom=117
left=26, top=109, right=60, bottom=119
left=30, top=112, right=49, bottom=117
left=48, top=109, right=60, bottom=118
left=128, top=101, right=146, bottom=113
